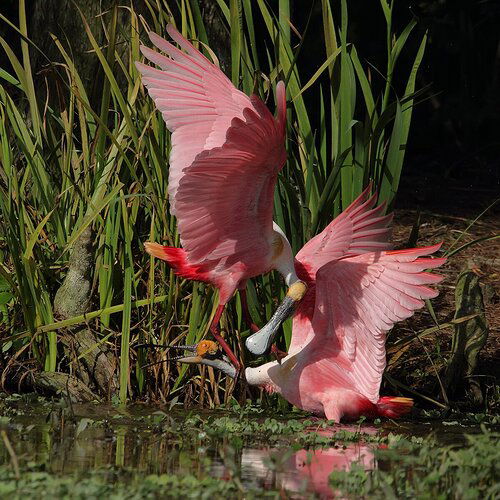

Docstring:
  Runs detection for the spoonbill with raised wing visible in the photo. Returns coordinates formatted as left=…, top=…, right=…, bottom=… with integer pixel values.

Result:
left=137, top=25, right=306, bottom=370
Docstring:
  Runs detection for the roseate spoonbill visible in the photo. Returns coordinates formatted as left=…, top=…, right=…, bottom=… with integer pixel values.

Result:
left=171, top=188, right=446, bottom=421
left=136, top=25, right=306, bottom=370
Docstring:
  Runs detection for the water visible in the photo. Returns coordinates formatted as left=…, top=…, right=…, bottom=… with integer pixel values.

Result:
left=0, top=396, right=493, bottom=498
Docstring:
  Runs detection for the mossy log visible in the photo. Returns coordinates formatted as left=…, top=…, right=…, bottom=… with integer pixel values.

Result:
left=52, top=227, right=118, bottom=397
left=63, top=329, right=118, bottom=397
left=32, top=372, right=99, bottom=403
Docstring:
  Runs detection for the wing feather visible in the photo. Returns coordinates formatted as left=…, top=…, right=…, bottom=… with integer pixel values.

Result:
left=175, top=106, right=286, bottom=267
left=137, top=25, right=287, bottom=286
left=301, top=245, right=445, bottom=403
left=296, top=185, right=393, bottom=277
left=136, top=25, right=263, bottom=216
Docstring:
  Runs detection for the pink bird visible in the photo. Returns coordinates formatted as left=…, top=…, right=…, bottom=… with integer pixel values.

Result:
left=173, top=188, right=446, bottom=421
left=136, top=26, right=306, bottom=370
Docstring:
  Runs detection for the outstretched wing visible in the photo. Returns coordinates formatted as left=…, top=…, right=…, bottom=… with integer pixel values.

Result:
left=303, top=245, right=445, bottom=403
left=136, top=25, right=286, bottom=216
left=175, top=100, right=286, bottom=266
left=296, top=185, right=393, bottom=278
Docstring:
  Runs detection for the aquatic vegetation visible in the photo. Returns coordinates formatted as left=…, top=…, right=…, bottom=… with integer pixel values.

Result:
left=330, top=425, right=500, bottom=499
left=1, top=397, right=498, bottom=498
left=419, top=408, right=500, bottom=426
left=178, top=413, right=385, bottom=448
left=0, top=466, right=272, bottom=500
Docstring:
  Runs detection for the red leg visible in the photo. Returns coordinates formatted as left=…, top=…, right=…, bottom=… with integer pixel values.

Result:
left=239, top=288, right=259, bottom=333
left=210, top=304, right=241, bottom=372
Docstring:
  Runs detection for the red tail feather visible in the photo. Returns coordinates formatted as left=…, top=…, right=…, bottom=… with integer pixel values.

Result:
left=144, top=242, right=211, bottom=282
left=376, top=396, right=414, bottom=418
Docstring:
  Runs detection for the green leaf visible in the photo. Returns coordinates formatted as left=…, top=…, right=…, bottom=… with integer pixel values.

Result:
left=0, top=292, right=13, bottom=305
left=230, top=0, right=242, bottom=85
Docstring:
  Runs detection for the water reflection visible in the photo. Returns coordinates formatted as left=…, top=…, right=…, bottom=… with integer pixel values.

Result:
left=218, top=426, right=378, bottom=497
left=231, top=444, right=375, bottom=498
left=287, top=445, right=374, bottom=497
left=0, top=402, right=376, bottom=497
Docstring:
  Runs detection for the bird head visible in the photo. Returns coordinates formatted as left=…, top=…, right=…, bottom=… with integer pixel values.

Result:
left=167, top=340, right=237, bottom=379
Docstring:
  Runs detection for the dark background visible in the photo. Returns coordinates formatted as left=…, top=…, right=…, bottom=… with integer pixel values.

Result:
left=1, top=0, right=499, bottom=214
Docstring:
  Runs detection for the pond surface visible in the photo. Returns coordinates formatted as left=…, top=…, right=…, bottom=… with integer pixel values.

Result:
left=0, top=395, right=496, bottom=498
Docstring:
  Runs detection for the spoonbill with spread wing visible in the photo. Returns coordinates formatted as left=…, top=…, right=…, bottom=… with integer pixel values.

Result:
left=171, top=188, right=446, bottom=421
left=136, top=25, right=307, bottom=371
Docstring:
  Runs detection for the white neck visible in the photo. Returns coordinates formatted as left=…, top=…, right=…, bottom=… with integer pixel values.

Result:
left=271, top=222, right=300, bottom=286
left=244, top=361, right=279, bottom=387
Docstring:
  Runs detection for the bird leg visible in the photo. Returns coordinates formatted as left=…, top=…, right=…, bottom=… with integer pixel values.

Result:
left=210, top=304, right=241, bottom=372
left=323, top=401, right=343, bottom=423
left=239, top=288, right=259, bottom=333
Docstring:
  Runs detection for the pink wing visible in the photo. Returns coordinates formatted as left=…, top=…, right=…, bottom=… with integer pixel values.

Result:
left=302, top=245, right=445, bottom=403
left=136, top=25, right=286, bottom=216
left=296, top=185, right=393, bottom=278
left=175, top=96, right=286, bottom=271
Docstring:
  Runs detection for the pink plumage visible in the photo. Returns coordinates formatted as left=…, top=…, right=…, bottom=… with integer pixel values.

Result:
left=137, top=26, right=294, bottom=370
left=245, top=187, right=446, bottom=421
